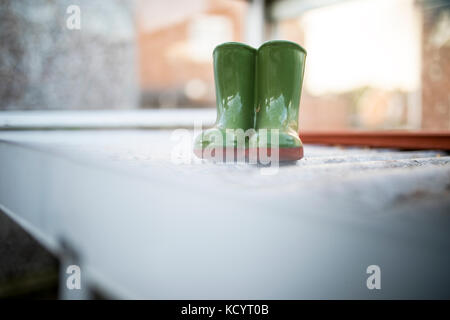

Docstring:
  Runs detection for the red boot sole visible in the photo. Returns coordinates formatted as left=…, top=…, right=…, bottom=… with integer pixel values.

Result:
left=194, top=147, right=303, bottom=162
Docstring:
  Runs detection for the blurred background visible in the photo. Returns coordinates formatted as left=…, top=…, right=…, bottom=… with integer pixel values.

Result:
left=0, top=0, right=449, bottom=130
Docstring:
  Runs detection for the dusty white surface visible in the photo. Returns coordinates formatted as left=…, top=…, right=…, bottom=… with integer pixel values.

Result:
left=1, top=129, right=449, bottom=299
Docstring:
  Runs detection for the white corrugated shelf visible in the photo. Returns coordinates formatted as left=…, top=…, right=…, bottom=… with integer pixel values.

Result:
left=0, top=111, right=449, bottom=299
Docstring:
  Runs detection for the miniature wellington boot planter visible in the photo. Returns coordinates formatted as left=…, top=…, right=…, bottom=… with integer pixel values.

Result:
left=194, top=42, right=257, bottom=161
left=194, top=40, right=306, bottom=162
left=252, top=40, right=307, bottom=161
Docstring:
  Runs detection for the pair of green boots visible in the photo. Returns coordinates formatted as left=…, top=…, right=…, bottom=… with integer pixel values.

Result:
left=194, top=40, right=307, bottom=162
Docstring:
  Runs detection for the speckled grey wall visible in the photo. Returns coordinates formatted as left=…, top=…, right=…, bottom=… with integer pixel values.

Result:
left=0, top=0, right=139, bottom=110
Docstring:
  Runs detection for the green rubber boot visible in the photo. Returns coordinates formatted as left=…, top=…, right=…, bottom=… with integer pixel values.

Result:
left=252, top=40, right=307, bottom=161
left=194, top=42, right=257, bottom=160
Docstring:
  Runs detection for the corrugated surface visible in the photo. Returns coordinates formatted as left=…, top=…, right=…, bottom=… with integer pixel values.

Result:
left=0, top=129, right=449, bottom=299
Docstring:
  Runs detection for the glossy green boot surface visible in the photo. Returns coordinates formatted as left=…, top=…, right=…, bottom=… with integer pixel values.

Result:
left=194, top=40, right=306, bottom=162
left=194, top=42, right=256, bottom=159
left=254, top=40, right=307, bottom=160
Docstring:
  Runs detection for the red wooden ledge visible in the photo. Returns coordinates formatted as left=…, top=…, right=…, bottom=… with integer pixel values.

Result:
left=300, top=131, right=450, bottom=151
